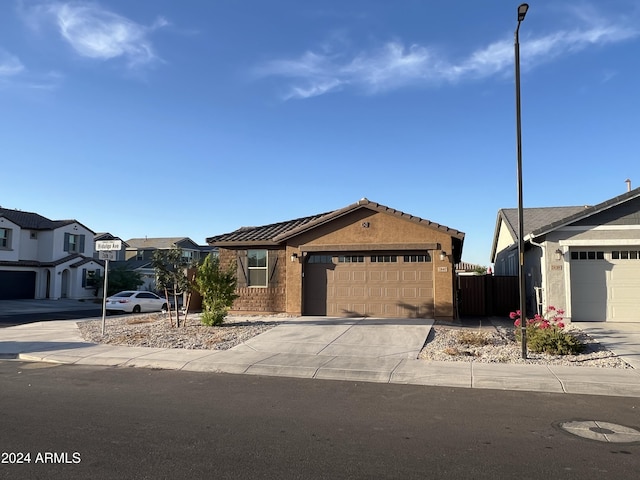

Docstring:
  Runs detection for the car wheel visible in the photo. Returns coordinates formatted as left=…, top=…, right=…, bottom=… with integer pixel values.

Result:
left=161, top=304, right=168, bottom=313
left=132, top=305, right=141, bottom=314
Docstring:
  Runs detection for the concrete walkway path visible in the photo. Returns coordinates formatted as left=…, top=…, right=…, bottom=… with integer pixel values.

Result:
left=1, top=317, right=639, bottom=398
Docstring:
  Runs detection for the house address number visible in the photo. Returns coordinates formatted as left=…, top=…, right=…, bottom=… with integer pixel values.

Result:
left=438, top=266, right=448, bottom=272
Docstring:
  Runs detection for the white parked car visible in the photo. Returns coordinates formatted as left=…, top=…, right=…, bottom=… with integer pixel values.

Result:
left=106, top=291, right=168, bottom=314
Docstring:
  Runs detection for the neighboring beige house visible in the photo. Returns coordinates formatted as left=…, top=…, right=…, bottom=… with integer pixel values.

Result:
left=0, top=207, right=103, bottom=300
left=490, top=187, right=640, bottom=322
left=207, top=198, right=465, bottom=320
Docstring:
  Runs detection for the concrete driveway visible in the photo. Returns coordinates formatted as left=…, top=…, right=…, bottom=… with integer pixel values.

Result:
left=579, top=322, right=640, bottom=370
left=231, top=316, right=434, bottom=359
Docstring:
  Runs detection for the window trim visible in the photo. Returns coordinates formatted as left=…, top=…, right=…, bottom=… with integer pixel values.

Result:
left=247, top=249, right=268, bottom=287
left=64, top=233, right=85, bottom=254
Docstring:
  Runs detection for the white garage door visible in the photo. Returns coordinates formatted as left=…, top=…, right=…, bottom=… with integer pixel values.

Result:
left=570, top=249, right=640, bottom=322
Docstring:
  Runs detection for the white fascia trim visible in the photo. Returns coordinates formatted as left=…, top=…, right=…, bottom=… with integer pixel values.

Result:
left=558, top=225, right=640, bottom=231
left=558, top=239, right=640, bottom=246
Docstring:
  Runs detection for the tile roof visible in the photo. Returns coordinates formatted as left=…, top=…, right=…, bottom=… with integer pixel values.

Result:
left=207, top=198, right=465, bottom=245
left=206, top=213, right=330, bottom=244
left=0, top=207, right=76, bottom=230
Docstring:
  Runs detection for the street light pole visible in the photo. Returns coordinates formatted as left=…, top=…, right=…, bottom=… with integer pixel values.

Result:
left=515, top=3, right=529, bottom=359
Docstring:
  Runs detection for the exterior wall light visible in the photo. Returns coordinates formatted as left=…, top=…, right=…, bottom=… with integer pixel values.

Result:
left=290, top=253, right=299, bottom=262
left=440, top=251, right=447, bottom=261
left=555, top=249, right=563, bottom=261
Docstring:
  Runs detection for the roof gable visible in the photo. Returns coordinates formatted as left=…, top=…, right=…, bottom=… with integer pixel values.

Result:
left=95, top=233, right=130, bottom=247
left=207, top=198, right=464, bottom=246
left=490, top=187, right=640, bottom=260
left=530, top=187, right=640, bottom=236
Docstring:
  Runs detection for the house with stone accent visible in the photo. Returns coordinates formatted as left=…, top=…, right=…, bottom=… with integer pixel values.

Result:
left=207, top=198, right=465, bottom=319
left=490, top=187, right=640, bottom=322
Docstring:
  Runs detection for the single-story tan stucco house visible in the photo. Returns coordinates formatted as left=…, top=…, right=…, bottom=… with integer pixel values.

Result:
left=207, top=198, right=465, bottom=319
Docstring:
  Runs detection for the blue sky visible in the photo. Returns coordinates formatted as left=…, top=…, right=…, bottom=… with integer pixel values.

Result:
left=2, top=1, right=639, bottom=266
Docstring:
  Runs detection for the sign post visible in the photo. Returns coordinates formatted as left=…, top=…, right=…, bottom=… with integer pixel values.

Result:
left=96, top=240, right=122, bottom=335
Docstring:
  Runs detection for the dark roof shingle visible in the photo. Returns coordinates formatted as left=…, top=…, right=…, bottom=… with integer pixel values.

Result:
left=0, top=207, right=76, bottom=230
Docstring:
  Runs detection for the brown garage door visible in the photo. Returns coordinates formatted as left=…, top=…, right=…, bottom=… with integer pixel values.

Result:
left=303, top=253, right=434, bottom=318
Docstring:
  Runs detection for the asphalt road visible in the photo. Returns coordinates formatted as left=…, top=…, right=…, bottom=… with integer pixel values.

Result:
left=0, top=310, right=102, bottom=328
left=0, top=362, right=638, bottom=479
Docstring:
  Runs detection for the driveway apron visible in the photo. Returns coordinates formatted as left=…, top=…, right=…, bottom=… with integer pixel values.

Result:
left=231, top=317, right=434, bottom=359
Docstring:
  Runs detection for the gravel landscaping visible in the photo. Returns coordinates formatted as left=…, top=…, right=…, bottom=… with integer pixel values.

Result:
left=420, top=324, right=633, bottom=369
left=77, top=313, right=633, bottom=369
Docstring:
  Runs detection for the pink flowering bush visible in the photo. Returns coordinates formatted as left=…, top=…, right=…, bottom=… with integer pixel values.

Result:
left=510, top=307, right=583, bottom=355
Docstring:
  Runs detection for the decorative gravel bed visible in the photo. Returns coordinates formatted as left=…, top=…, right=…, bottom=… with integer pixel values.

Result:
left=419, top=325, right=633, bottom=369
left=77, top=313, right=283, bottom=351
left=78, top=314, right=633, bottom=369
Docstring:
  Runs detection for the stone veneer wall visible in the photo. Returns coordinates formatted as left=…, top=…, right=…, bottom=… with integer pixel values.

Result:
left=218, top=247, right=286, bottom=313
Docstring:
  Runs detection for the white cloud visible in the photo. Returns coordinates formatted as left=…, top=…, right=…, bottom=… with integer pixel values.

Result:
left=25, top=1, right=167, bottom=68
left=0, top=49, right=25, bottom=76
left=257, top=11, right=640, bottom=100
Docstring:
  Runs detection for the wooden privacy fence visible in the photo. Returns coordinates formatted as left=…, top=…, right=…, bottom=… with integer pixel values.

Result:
left=457, top=275, right=519, bottom=317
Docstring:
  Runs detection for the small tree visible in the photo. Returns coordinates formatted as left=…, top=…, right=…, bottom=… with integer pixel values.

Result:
left=152, top=248, right=196, bottom=327
left=195, top=253, right=239, bottom=326
left=105, top=267, right=144, bottom=296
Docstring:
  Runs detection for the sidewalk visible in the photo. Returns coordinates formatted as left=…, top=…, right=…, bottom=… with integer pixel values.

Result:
left=1, top=319, right=639, bottom=398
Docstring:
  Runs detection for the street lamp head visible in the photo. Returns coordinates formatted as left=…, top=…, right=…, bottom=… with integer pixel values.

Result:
left=518, top=3, right=529, bottom=22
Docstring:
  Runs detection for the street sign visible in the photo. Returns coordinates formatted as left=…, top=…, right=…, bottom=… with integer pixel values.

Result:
left=96, top=239, right=121, bottom=335
left=96, top=240, right=122, bottom=251
left=99, top=251, right=117, bottom=261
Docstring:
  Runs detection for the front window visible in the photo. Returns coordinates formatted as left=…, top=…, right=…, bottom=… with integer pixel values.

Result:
left=69, top=235, right=78, bottom=252
left=64, top=233, right=85, bottom=253
left=182, top=250, right=198, bottom=263
left=0, top=228, right=10, bottom=249
left=84, top=269, right=99, bottom=289
left=248, top=249, right=267, bottom=286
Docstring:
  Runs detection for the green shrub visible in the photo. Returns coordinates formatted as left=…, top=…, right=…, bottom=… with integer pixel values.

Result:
left=195, top=254, right=239, bottom=327
left=510, top=306, right=584, bottom=356
left=517, top=326, right=584, bottom=355
left=200, top=308, right=228, bottom=327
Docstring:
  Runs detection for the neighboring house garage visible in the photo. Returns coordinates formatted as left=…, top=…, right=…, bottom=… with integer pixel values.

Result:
left=0, top=270, right=36, bottom=299
left=570, top=248, right=640, bottom=322
left=207, top=199, right=464, bottom=320
left=491, top=186, right=640, bottom=322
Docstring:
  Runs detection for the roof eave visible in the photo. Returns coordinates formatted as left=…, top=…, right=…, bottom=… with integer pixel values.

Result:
left=209, top=240, right=281, bottom=248
left=530, top=187, right=640, bottom=238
